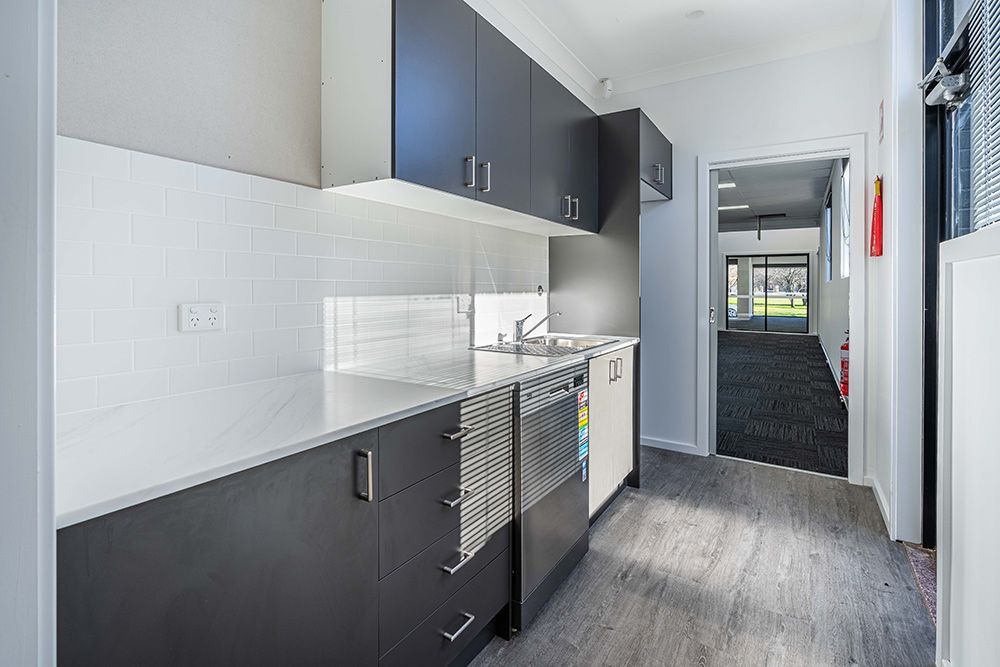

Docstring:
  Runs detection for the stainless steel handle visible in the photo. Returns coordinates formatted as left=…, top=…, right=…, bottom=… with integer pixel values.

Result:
left=654, top=163, right=665, bottom=184
left=464, top=155, right=476, bottom=188
left=548, top=385, right=572, bottom=397
left=441, top=425, right=475, bottom=441
left=441, top=612, right=475, bottom=642
left=562, top=195, right=572, bottom=218
left=440, top=486, right=474, bottom=508
left=659, top=164, right=666, bottom=184
left=440, top=549, right=476, bottom=575
left=571, top=197, right=580, bottom=221
left=615, top=357, right=623, bottom=380
left=480, top=161, right=491, bottom=192
left=653, top=164, right=662, bottom=183
left=609, top=359, right=616, bottom=384
left=357, top=449, right=373, bottom=502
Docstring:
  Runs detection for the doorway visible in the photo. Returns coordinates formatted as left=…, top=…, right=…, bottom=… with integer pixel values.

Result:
left=726, top=254, right=810, bottom=334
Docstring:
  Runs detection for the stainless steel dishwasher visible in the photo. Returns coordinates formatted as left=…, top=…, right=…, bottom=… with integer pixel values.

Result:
left=513, top=362, right=589, bottom=630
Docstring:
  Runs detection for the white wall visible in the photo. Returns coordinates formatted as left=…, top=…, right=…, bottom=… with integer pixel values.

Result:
left=817, top=160, right=851, bottom=371
left=717, top=228, right=820, bottom=334
left=1, top=0, right=55, bottom=663
left=55, top=138, right=549, bottom=415
left=600, top=43, right=879, bottom=453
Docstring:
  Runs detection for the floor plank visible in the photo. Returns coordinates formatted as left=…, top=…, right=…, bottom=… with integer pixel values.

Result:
left=472, top=448, right=935, bottom=667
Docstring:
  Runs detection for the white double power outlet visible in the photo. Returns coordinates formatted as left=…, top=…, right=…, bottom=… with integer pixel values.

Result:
left=178, top=303, right=224, bottom=332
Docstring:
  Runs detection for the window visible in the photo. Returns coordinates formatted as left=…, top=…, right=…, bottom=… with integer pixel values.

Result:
left=840, top=160, right=851, bottom=279
left=823, top=193, right=833, bottom=282
left=968, top=0, right=1000, bottom=232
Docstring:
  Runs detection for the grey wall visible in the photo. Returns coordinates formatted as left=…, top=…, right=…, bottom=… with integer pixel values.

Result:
left=58, top=0, right=321, bottom=187
left=1, top=0, right=56, bottom=662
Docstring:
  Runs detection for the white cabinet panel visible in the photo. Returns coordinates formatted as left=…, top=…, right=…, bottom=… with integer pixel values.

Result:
left=588, top=347, right=634, bottom=517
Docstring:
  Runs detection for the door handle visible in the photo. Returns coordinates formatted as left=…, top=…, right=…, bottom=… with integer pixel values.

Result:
left=357, top=449, right=373, bottom=502
left=571, top=197, right=580, bottom=221
left=609, top=359, right=615, bottom=384
left=464, top=155, right=476, bottom=189
left=440, top=486, right=474, bottom=508
left=441, top=612, right=476, bottom=642
left=441, top=425, right=475, bottom=441
left=440, top=549, right=476, bottom=575
left=479, top=161, right=491, bottom=193
left=709, top=306, right=717, bottom=324
left=562, top=195, right=572, bottom=218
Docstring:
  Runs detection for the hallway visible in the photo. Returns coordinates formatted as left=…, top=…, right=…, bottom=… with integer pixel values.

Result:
left=472, top=449, right=936, bottom=667
left=716, top=331, right=847, bottom=476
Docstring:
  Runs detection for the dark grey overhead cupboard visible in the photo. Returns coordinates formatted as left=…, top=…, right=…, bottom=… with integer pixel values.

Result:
left=321, top=0, right=598, bottom=234
left=57, top=388, right=515, bottom=666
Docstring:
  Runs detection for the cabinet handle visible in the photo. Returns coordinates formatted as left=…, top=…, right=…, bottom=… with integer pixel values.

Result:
left=357, top=449, right=373, bottom=502
left=440, top=549, right=476, bottom=575
left=464, top=155, right=476, bottom=189
left=548, top=385, right=572, bottom=397
left=571, top=197, right=580, bottom=221
left=653, top=163, right=663, bottom=184
left=615, top=357, right=623, bottom=381
left=609, top=359, right=615, bottom=384
left=441, top=612, right=476, bottom=642
left=441, top=425, right=475, bottom=441
left=480, top=161, right=491, bottom=193
left=562, top=195, right=572, bottom=218
left=440, top=486, right=474, bottom=508
left=659, top=164, right=666, bottom=184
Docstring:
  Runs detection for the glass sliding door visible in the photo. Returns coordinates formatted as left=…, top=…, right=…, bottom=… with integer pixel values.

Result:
left=726, top=254, right=809, bottom=333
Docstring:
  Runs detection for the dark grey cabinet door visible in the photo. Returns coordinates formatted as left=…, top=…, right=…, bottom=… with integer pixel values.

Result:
left=530, top=62, right=573, bottom=223
left=639, top=110, right=673, bottom=199
left=394, top=0, right=477, bottom=197
left=57, top=432, right=380, bottom=667
left=476, top=16, right=531, bottom=212
left=567, top=98, right=599, bottom=232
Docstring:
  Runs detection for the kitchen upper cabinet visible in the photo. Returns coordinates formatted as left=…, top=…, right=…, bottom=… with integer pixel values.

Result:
left=587, top=347, right=635, bottom=517
left=57, top=432, right=380, bottom=667
left=475, top=16, right=531, bottom=212
left=394, top=0, right=477, bottom=197
left=638, top=110, right=673, bottom=201
left=530, top=63, right=599, bottom=232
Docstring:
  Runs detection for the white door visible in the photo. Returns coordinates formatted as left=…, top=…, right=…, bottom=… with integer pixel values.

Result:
left=937, top=223, right=1000, bottom=666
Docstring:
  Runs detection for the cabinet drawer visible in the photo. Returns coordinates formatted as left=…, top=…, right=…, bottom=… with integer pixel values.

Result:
left=379, top=548, right=510, bottom=667
left=379, top=524, right=508, bottom=655
left=379, top=462, right=487, bottom=577
left=379, top=401, right=464, bottom=500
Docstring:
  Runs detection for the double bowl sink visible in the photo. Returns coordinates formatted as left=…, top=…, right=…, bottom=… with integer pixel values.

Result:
left=472, top=335, right=616, bottom=358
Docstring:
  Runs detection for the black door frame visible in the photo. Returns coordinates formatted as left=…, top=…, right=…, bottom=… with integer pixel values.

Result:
left=725, top=253, right=811, bottom=334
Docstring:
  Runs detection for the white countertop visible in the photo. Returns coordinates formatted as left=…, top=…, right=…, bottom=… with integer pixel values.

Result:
left=56, top=335, right=638, bottom=528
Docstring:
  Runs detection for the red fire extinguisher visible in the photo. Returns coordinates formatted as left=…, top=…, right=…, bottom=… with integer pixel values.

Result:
left=840, top=332, right=850, bottom=398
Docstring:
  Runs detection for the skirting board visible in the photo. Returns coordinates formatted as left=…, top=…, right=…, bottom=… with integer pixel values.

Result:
left=865, top=475, right=893, bottom=539
left=641, top=435, right=702, bottom=456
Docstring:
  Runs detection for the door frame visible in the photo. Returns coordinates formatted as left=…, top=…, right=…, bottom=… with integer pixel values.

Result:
left=696, top=135, right=867, bottom=485
left=724, top=253, right=812, bottom=334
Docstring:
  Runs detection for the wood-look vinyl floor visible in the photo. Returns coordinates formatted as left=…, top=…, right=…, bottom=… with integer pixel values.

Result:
left=472, top=448, right=935, bottom=667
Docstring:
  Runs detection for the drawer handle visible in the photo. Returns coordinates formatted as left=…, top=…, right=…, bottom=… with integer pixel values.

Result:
left=440, top=549, right=476, bottom=575
left=440, top=486, right=474, bottom=508
left=441, top=612, right=476, bottom=642
left=357, top=449, right=373, bottom=503
left=441, top=425, right=475, bottom=441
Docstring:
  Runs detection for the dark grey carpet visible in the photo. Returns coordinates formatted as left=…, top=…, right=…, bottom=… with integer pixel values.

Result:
left=717, top=331, right=847, bottom=477
left=727, top=315, right=808, bottom=333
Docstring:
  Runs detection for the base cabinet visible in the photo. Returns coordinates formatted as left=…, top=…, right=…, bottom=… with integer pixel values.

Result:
left=588, top=347, right=636, bottom=517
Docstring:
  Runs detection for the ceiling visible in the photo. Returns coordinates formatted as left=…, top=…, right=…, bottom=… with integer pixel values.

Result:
left=495, top=0, right=886, bottom=95
left=717, top=159, right=835, bottom=233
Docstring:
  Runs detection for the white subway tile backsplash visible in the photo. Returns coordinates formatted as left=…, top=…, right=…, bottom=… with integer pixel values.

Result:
left=57, top=206, right=130, bottom=243
left=226, top=198, right=275, bottom=228
left=98, top=370, right=169, bottom=407
left=196, top=165, right=250, bottom=198
left=57, top=172, right=93, bottom=208
left=131, top=153, right=197, bottom=189
left=133, top=277, right=198, bottom=307
left=57, top=241, right=93, bottom=275
left=166, top=248, right=225, bottom=278
left=166, top=188, right=225, bottom=222
left=133, top=215, right=197, bottom=249
left=197, top=222, right=251, bottom=252
left=58, top=276, right=131, bottom=309
left=58, top=342, right=132, bottom=380
left=134, top=337, right=198, bottom=370
left=93, top=309, right=166, bottom=342
left=93, top=178, right=164, bottom=216
left=94, top=244, right=165, bottom=277
left=55, top=137, right=548, bottom=413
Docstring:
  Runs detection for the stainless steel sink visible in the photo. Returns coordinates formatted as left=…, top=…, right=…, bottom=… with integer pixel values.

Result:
left=472, top=335, right=617, bottom=357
